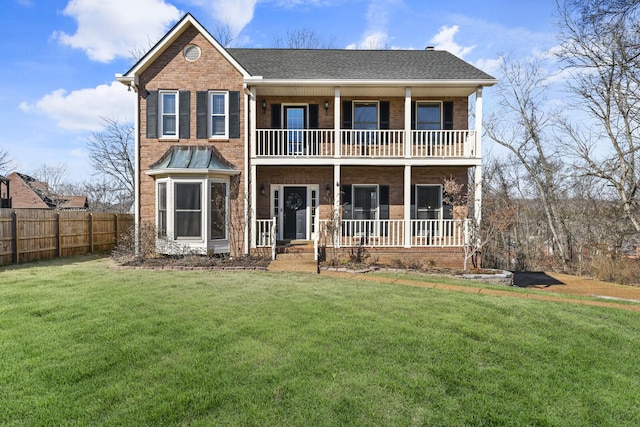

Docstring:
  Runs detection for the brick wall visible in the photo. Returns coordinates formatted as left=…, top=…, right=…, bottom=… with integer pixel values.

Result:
left=137, top=24, right=247, bottom=250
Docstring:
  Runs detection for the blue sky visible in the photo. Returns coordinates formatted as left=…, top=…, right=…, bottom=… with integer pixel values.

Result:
left=0, top=0, right=559, bottom=182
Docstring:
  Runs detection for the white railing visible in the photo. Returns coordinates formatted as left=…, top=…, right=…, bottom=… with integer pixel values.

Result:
left=340, top=130, right=405, bottom=157
left=255, top=129, right=477, bottom=159
left=256, top=129, right=334, bottom=157
left=318, top=219, right=469, bottom=248
left=410, top=219, right=467, bottom=247
left=256, top=217, right=277, bottom=259
left=412, top=130, right=476, bottom=157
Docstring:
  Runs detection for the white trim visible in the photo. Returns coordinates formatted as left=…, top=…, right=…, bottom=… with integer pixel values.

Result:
left=415, top=100, right=444, bottom=130
left=119, top=14, right=251, bottom=80
left=209, top=91, right=229, bottom=139
left=271, top=184, right=318, bottom=241
left=159, top=90, right=178, bottom=138
left=244, top=78, right=497, bottom=87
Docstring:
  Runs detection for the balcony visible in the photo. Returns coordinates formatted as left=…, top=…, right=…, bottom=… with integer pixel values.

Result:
left=255, top=129, right=478, bottom=160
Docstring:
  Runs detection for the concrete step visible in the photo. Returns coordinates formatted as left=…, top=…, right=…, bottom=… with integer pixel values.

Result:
left=276, top=251, right=315, bottom=261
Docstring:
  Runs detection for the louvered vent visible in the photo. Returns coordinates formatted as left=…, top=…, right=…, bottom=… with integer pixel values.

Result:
left=184, top=45, right=201, bottom=62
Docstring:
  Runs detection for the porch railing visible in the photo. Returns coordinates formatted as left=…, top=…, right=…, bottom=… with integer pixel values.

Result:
left=317, top=219, right=469, bottom=248
left=255, top=129, right=477, bottom=159
left=256, top=217, right=277, bottom=259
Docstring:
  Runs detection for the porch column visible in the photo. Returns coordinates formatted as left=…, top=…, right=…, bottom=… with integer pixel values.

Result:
left=404, top=165, right=412, bottom=248
left=334, top=163, right=341, bottom=248
left=474, top=165, right=482, bottom=226
left=404, top=87, right=412, bottom=158
left=250, top=164, right=257, bottom=249
left=334, top=87, right=341, bottom=158
left=474, top=87, right=483, bottom=158
left=249, top=88, right=257, bottom=250
left=250, top=87, right=257, bottom=159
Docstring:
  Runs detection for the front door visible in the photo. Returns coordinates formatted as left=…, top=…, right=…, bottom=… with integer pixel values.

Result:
left=283, top=186, right=307, bottom=240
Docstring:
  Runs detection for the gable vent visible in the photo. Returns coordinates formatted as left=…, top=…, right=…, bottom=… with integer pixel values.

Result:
left=184, top=44, right=201, bottom=62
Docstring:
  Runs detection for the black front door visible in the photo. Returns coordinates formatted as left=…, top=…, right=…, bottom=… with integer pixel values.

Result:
left=283, top=187, right=307, bottom=240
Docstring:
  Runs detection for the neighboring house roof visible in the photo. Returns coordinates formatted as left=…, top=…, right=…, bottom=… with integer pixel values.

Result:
left=7, top=172, right=89, bottom=210
left=227, top=48, right=495, bottom=82
left=147, top=146, right=240, bottom=176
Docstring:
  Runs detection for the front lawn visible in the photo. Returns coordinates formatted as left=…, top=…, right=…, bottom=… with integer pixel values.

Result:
left=1, top=255, right=639, bottom=426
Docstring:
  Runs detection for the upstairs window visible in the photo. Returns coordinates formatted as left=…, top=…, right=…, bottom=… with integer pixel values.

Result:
left=160, top=91, right=178, bottom=137
left=353, top=102, right=378, bottom=130
left=210, top=92, right=228, bottom=138
left=416, top=102, right=442, bottom=131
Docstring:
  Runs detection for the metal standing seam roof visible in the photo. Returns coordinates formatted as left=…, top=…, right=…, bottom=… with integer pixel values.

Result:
left=226, top=48, right=496, bottom=81
left=148, top=146, right=239, bottom=173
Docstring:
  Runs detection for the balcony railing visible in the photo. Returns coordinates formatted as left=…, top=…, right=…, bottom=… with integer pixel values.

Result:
left=255, top=129, right=477, bottom=159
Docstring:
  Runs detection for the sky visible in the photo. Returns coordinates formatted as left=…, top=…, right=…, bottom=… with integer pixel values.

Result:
left=0, top=0, right=560, bottom=183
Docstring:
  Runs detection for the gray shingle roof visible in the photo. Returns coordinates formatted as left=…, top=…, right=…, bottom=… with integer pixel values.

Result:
left=227, top=48, right=495, bottom=81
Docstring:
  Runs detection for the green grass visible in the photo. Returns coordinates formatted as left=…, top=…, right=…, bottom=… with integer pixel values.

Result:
left=1, top=255, right=639, bottom=426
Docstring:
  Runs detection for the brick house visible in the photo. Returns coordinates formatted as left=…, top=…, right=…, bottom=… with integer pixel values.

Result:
left=6, top=172, right=88, bottom=210
left=116, top=13, right=496, bottom=268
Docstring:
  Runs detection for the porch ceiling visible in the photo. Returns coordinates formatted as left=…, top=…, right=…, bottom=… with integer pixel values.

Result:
left=252, top=84, right=480, bottom=98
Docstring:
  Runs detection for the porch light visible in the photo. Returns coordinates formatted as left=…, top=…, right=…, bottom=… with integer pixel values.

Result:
left=324, top=100, right=329, bottom=114
left=261, top=99, right=267, bottom=113
left=325, top=184, right=331, bottom=197
left=260, top=184, right=266, bottom=195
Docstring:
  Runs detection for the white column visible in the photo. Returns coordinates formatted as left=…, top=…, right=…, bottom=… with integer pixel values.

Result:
left=244, top=87, right=254, bottom=255
left=474, top=87, right=483, bottom=158
left=250, top=164, right=257, bottom=249
left=334, top=87, right=341, bottom=158
left=250, top=87, right=257, bottom=159
left=404, top=87, right=412, bottom=158
left=474, top=165, right=482, bottom=226
left=404, top=165, right=412, bottom=248
left=334, top=163, right=341, bottom=248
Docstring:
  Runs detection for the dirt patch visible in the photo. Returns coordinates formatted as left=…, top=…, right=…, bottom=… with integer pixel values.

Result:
left=515, top=271, right=640, bottom=302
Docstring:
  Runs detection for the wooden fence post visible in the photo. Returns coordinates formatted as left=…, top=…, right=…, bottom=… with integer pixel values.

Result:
left=56, top=212, right=62, bottom=258
left=89, top=213, right=94, bottom=253
left=115, top=214, right=119, bottom=245
left=12, top=210, right=18, bottom=264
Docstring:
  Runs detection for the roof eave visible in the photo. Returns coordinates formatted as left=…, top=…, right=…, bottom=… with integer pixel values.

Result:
left=146, top=168, right=241, bottom=176
left=244, top=78, right=498, bottom=87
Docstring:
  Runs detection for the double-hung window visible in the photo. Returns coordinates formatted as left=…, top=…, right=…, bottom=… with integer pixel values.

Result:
left=353, top=102, right=378, bottom=143
left=416, top=102, right=442, bottom=131
left=158, top=182, right=167, bottom=237
left=210, top=181, right=227, bottom=240
left=160, top=91, right=178, bottom=137
left=210, top=91, right=228, bottom=138
left=174, top=182, right=202, bottom=238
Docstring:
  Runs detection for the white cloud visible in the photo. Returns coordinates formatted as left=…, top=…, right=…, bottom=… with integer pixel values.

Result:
left=430, top=25, right=476, bottom=59
left=188, top=0, right=258, bottom=37
left=54, top=0, right=182, bottom=63
left=474, top=57, right=503, bottom=76
left=347, top=0, right=402, bottom=49
left=20, top=82, right=135, bottom=132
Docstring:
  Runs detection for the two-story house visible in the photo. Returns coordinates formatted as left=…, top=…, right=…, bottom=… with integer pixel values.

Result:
left=116, top=13, right=496, bottom=268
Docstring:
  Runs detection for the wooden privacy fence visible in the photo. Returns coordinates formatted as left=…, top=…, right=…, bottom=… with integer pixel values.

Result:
left=0, top=209, right=134, bottom=266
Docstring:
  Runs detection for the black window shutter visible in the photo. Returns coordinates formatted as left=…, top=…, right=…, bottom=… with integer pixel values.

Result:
left=342, top=101, right=352, bottom=129
left=410, top=184, right=416, bottom=219
left=411, top=101, right=416, bottom=130
left=229, top=91, right=240, bottom=138
left=146, top=90, right=158, bottom=138
left=271, top=104, right=281, bottom=129
left=443, top=101, right=454, bottom=130
left=379, top=185, right=389, bottom=219
left=379, top=101, right=390, bottom=130
left=341, top=184, right=352, bottom=219
left=308, top=104, right=319, bottom=129
left=179, top=91, right=190, bottom=139
left=196, top=91, right=208, bottom=139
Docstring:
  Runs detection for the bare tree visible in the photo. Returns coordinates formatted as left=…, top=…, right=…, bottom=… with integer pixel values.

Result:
left=87, top=116, right=135, bottom=204
left=0, top=146, right=12, bottom=174
left=273, top=28, right=335, bottom=49
left=485, top=56, right=572, bottom=267
left=213, top=20, right=237, bottom=48
left=556, top=0, right=640, bottom=231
